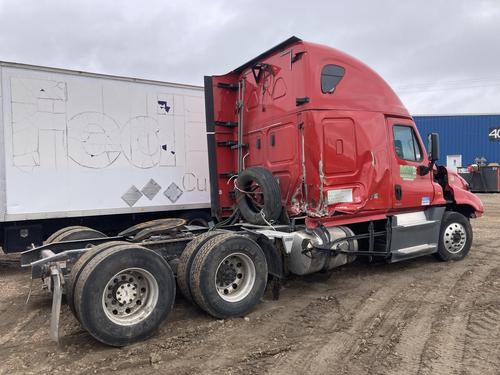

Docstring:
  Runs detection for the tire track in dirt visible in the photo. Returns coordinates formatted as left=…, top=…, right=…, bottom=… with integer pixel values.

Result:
left=459, top=267, right=500, bottom=375
left=407, top=271, right=475, bottom=375
left=209, top=260, right=446, bottom=374
left=196, top=280, right=366, bottom=374
left=337, top=260, right=482, bottom=375
left=269, top=251, right=488, bottom=375
left=382, top=265, right=475, bottom=375
left=413, top=254, right=500, bottom=374
left=301, top=280, right=431, bottom=375
left=264, top=278, right=416, bottom=375
left=226, top=294, right=354, bottom=374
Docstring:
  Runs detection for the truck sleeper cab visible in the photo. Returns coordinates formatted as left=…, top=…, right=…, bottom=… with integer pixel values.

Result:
left=206, top=35, right=483, bottom=264
left=22, top=37, right=483, bottom=347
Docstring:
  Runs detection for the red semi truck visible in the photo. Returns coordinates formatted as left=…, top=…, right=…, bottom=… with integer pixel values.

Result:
left=21, top=37, right=483, bottom=346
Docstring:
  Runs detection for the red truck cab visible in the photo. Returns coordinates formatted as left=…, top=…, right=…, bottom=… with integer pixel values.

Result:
left=205, top=36, right=483, bottom=230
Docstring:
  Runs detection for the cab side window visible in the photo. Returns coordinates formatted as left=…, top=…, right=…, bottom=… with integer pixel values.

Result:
left=393, top=125, right=423, bottom=161
left=321, top=65, right=345, bottom=93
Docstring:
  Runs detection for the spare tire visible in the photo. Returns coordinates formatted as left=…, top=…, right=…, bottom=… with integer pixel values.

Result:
left=236, top=167, right=282, bottom=225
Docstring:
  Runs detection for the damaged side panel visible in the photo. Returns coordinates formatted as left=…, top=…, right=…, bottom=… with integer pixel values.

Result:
left=302, top=110, right=393, bottom=219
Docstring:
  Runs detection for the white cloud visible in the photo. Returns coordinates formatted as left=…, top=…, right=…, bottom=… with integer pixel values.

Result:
left=0, top=0, right=499, bottom=114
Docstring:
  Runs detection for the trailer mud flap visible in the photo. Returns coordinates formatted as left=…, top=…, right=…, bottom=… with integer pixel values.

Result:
left=49, top=266, right=63, bottom=343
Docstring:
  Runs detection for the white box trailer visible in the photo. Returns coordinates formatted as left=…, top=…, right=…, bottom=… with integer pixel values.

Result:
left=0, top=62, right=210, bottom=252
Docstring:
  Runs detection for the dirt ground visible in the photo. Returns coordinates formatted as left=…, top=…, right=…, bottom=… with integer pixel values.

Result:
left=1, top=194, right=499, bottom=375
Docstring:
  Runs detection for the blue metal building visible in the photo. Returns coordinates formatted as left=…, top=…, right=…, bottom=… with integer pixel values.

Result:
left=414, top=114, right=500, bottom=170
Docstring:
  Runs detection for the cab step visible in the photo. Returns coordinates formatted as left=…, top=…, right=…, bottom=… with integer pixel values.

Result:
left=393, top=211, right=437, bottom=228
left=389, top=207, right=445, bottom=263
left=391, top=243, right=437, bottom=262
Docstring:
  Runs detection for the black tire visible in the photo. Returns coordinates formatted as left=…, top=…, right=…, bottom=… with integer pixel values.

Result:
left=47, top=226, right=106, bottom=244
left=236, top=167, right=282, bottom=225
left=189, top=234, right=268, bottom=319
left=435, top=211, right=473, bottom=261
left=66, top=241, right=129, bottom=320
left=45, top=226, right=89, bottom=244
left=74, top=244, right=175, bottom=346
left=177, top=231, right=226, bottom=304
left=180, top=210, right=212, bottom=227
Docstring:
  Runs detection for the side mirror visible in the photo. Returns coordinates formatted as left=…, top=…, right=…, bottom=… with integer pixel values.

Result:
left=427, top=133, right=440, bottom=162
left=418, top=165, right=430, bottom=176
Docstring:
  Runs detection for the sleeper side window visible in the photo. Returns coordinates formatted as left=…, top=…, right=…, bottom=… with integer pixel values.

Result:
left=321, top=64, right=345, bottom=93
left=393, top=125, right=423, bottom=162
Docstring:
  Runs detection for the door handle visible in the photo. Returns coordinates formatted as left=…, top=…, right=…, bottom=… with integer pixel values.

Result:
left=395, top=184, right=402, bottom=200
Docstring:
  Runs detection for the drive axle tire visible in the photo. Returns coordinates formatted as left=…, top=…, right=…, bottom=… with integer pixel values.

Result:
left=177, top=231, right=226, bottom=304
left=435, top=211, right=473, bottom=261
left=46, top=226, right=106, bottom=244
left=236, top=167, right=282, bottom=225
left=74, top=244, right=175, bottom=346
left=66, top=241, right=129, bottom=320
left=189, top=234, right=268, bottom=319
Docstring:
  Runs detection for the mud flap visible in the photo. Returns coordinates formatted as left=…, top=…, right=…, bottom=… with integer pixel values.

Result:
left=49, top=266, right=63, bottom=343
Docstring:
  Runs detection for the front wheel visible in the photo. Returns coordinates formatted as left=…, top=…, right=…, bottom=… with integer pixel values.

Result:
left=435, top=211, right=473, bottom=261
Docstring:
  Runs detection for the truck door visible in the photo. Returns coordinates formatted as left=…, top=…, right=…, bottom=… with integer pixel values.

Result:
left=387, top=117, right=435, bottom=209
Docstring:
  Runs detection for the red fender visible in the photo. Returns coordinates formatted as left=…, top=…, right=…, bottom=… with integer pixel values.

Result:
left=447, top=169, right=484, bottom=217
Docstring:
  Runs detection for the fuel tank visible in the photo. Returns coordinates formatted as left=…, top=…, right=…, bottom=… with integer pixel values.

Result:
left=287, top=226, right=358, bottom=276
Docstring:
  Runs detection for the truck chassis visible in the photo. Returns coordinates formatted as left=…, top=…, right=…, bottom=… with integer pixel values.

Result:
left=20, top=205, right=474, bottom=346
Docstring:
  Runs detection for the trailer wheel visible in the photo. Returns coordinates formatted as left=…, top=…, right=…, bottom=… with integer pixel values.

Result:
left=435, top=211, right=473, bottom=261
left=189, top=234, right=267, bottom=318
left=236, top=167, right=282, bottom=225
left=66, top=241, right=129, bottom=320
left=46, top=226, right=106, bottom=244
left=180, top=210, right=212, bottom=227
left=45, top=226, right=85, bottom=243
left=177, top=231, right=227, bottom=304
left=73, top=244, right=175, bottom=346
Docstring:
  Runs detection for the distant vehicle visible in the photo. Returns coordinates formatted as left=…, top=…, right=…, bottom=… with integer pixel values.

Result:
left=458, top=158, right=500, bottom=192
left=22, top=36, right=483, bottom=347
left=0, top=62, right=210, bottom=252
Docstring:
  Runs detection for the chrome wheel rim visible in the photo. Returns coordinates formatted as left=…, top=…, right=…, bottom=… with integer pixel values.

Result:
left=215, top=253, right=256, bottom=302
left=444, top=222, right=467, bottom=254
left=102, top=268, right=158, bottom=326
